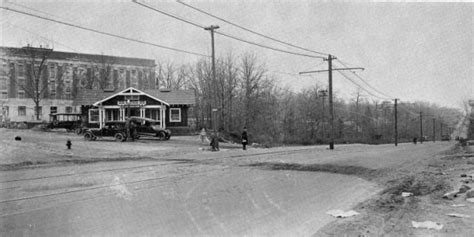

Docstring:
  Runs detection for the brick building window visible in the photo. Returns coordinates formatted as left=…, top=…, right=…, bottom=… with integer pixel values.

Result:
left=49, top=64, right=56, bottom=79
left=50, top=106, right=57, bottom=114
left=1, top=62, right=8, bottom=98
left=17, top=64, right=24, bottom=78
left=17, top=91, right=25, bottom=98
left=65, top=106, right=73, bottom=113
left=35, top=106, right=42, bottom=119
left=18, top=106, right=26, bottom=116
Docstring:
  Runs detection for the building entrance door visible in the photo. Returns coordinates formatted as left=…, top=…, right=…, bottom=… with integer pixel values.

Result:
left=126, top=108, right=140, bottom=117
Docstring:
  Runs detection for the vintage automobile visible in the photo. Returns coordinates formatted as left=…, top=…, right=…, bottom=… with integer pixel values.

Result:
left=47, top=113, right=83, bottom=133
left=127, top=116, right=171, bottom=140
left=83, top=122, right=129, bottom=142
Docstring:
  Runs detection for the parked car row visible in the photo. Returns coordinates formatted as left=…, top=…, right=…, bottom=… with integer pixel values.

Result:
left=82, top=117, right=171, bottom=142
left=46, top=113, right=171, bottom=142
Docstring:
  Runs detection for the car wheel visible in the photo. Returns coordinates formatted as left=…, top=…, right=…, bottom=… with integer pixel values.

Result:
left=84, top=133, right=93, bottom=141
left=115, top=133, right=125, bottom=142
left=157, top=131, right=166, bottom=140
left=75, top=128, right=82, bottom=135
left=92, top=136, right=97, bottom=141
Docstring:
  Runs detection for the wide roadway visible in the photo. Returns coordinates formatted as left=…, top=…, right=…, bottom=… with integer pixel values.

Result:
left=0, top=129, right=453, bottom=236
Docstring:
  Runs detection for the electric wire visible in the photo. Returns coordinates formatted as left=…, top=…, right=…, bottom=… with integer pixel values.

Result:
left=336, top=70, right=392, bottom=101
left=336, top=58, right=395, bottom=99
left=215, top=31, right=324, bottom=59
left=0, top=6, right=210, bottom=58
left=1, top=21, right=80, bottom=53
left=176, top=0, right=328, bottom=56
left=132, top=0, right=324, bottom=59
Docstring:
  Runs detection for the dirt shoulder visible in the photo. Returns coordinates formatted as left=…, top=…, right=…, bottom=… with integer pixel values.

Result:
left=316, top=143, right=474, bottom=236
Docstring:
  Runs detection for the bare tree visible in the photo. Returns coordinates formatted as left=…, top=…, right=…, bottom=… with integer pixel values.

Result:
left=14, top=46, right=53, bottom=120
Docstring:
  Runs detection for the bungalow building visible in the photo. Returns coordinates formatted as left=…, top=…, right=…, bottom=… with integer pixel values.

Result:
left=74, top=87, right=195, bottom=130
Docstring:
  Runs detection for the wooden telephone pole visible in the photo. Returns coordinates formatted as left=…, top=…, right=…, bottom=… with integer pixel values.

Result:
left=204, top=25, right=219, bottom=132
left=394, top=98, right=398, bottom=146
left=300, top=55, right=364, bottom=150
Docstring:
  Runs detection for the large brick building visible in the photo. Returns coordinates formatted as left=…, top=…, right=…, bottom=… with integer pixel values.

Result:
left=0, top=46, right=195, bottom=130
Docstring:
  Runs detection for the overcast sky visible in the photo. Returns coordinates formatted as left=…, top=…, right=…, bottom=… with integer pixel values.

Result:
left=1, top=0, right=472, bottom=110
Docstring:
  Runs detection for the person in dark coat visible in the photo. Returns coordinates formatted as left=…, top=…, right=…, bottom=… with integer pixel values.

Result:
left=210, top=132, right=219, bottom=151
left=242, top=127, right=248, bottom=150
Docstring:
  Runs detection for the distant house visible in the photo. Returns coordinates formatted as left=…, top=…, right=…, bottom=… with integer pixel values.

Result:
left=74, top=87, right=195, bottom=130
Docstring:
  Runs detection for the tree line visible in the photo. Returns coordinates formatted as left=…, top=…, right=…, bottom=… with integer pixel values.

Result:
left=156, top=52, right=463, bottom=146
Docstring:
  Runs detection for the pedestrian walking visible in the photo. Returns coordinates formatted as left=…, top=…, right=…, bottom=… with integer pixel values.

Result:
left=210, top=132, right=220, bottom=151
left=242, top=127, right=248, bottom=150
left=200, top=128, right=207, bottom=143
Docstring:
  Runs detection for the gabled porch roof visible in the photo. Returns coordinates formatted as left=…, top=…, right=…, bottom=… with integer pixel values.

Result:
left=73, top=87, right=195, bottom=106
left=92, top=87, right=169, bottom=106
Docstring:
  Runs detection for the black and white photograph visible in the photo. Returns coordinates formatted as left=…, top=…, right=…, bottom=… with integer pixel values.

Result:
left=0, top=0, right=473, bottom=236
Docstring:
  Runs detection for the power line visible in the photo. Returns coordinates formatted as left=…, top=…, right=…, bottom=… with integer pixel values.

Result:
left=336, top=70, right=392, bottom=101
left=0, top=6, right=209, bottom=58
left=336, top=58, right=395, bottom=99
left=7, top=1, right=72, bottom=22
left=215, top=31, right=324, bottom=59
left=176, top=0, right=328, bottom=56
left=2, top=21, right=80, bottom=53
left=133, top=0, right=325, bottom=59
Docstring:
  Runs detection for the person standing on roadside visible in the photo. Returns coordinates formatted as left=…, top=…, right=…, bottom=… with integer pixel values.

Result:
left=200, top=127, right=207, bottom=143
left=242, top=127, right=248, bottom=150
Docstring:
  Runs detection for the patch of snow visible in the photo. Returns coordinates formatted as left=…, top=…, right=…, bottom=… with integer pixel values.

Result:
left=411, top=221, right=443, bottom=230
left=326, top=209, right=360, bottom=218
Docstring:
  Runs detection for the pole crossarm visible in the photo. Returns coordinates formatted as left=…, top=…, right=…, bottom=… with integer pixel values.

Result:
left=299, top=67, right=364, bottom=75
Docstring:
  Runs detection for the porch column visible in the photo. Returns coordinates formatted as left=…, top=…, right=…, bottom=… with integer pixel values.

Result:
left=161, top=106, right=166, bottom=129
left=98, top=105, right=104, bottom=129
left=140, top=106, right=145, bottom=118
left=119, top=107, right=124, bottom=121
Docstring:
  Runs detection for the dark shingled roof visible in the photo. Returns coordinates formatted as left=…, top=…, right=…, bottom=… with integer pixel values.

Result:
left=73, top=89, right=195, bottom=106
left=1, top=46, right=155, bottom=67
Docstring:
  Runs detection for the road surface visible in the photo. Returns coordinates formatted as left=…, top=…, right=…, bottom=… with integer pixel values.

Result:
left=0, top=129, right=453, bottom=236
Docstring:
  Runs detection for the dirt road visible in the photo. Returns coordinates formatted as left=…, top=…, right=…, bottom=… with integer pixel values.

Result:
left=0, top=128, right=470, bottom=236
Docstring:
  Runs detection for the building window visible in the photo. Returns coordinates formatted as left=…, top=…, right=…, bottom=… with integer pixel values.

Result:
left=0, top=62, right=7, bottom=77
left=145, top=108, right=161, bottom=121
left=50, top=88, right=56, bottom=99
left=169, top=108, right=181, bottom=122
left=50, top=106, right=57, bottom=114
left=89, top=109, right=99, bottom=123
left=17, top=64, right=24, bottom=78
left=0, top=78, right=7, bottom=90
left=49, top=64, right=56, bottom=79
left=105, top=109, right=120, bottom=121
left=0, top=62, right=7, bottom=99
left=2, top=106, right=9, bottom=116
left=65, top=106, right=73, bottom=113
left=35, top=106, right=42, bottom=119
left=18, top=91, right=25, bottom=99
left=18, top=106, right=26, bottom=116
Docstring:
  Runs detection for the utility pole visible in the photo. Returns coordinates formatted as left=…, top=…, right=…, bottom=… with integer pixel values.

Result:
left=394, top=98, right=398, bottom=146
left=204, top=25, right=219, bottom=133
left=327, top=55, right=335, bottom=149
left=319, top=89, right=328, bottom=140
left=419, top=111, right=423, bottom=144
left=300, top=55, right=363, bottom=150
left=432, top=118, right=436, bottom=142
